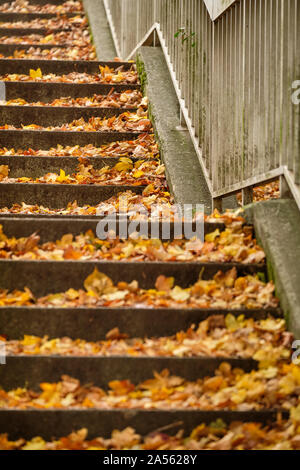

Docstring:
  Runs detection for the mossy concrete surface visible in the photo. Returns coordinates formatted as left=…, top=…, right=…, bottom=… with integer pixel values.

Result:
left=83, top=0, right=116, bottom=60
left=245, top=199, right=300, bottom=339
left=137, top=47, right=212, bottom=213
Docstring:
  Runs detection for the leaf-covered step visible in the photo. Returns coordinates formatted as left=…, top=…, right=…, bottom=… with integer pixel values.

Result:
left=0, top=12, right=84, bottom=21
left=0, top=43, right=70, bottom=56
left=0, top=106, right=138, bottom=127
left=0, top=155, right=143, bottom=176
left=0, top=306, right=282, bottom=340
left=0, top=130, right=143, bottom=149
left=0, top=356, right=258, bottom=390
left=0, top=58, right=135, bottom=75
left=2, top=82, right=140, bottom=102
left=0, top=259, right=266, bottom=294
left=0, top=182, right=145, bottom=209
left=0, top=409, right=288, bottom=441
left=0, top=28, right=71, bottom=35
left=0, top=217, right=224, bottom=240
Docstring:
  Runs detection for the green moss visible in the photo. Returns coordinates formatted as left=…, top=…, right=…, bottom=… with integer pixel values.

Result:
left=136, top=55, right=148, bottom=95
left=136, top=53, right=161, bottom=154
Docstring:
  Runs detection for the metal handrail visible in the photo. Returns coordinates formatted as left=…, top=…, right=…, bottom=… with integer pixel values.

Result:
left=103, top=0, right=300, bottom=209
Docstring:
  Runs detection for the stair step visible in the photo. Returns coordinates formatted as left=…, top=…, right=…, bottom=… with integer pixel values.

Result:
left=0, top=106, right=138, bottom=127
left=0, top=58, right=135, bottom=75
left=0, top=356, right=258, bottom=390
left=3, top=82, right=140, bottom=102
left=0, top=130, right=143, bottom=149
left=0, top=13, right=84, bottom=22
left=0, top=260, right=266, bottom=294
left=0, top=217, right=223, bottom=240
left=0, top=155, right=142, bottom=177
left=0, top=28, right=74, bottom=36
left=0, top=182, right=144, bottom=208
left=0, top=409, right=288, bottom=440
left=0, top=307, right=282, bottom=340
left=0, top=0, right=75, bottom=4
left=0, top=43, right=70, bottom=56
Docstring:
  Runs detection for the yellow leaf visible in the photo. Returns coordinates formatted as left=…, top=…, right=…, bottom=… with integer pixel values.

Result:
left=104, top=290, right=128, bottom=301
left=56, top=169, right=69, bottom=183
left=41, top=34, right=54, bottom=44
left=170, top=286, right=190, bottom=302
left=291, top=405, right=300, bottom=423
left=29, top=68, right=42, bottom=79
left=22, top=437, right=46, bottom=450
left=84, top=268, right=114, bottom=295
left=114, top=157, right=133, bottom=172
left=21, top=335, right=39, bottom=346
left=133, top=170, right=144, bottom=178
left=225, top=314, right=240, bottom=331
left=205, top=229, right=220, bottom=243
left=65, top=288, right=79, bottom=300
left=19, top=177, right=31, bottom=182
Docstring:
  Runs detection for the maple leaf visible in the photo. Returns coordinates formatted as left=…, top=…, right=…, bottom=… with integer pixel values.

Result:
left=114, top=157, right=133, bottom=172
left=56, top=169, right=70, bottom=183
left=29, top=68, right=42, bottom=79
left=110, top=428, right=140, bottom=449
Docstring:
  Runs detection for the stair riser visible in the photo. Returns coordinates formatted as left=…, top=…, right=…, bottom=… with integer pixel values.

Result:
left=2, top=82, right=140, bottom=102
left=0, top=183, right=144, bottom=208
left=0, top=260, right=265, bottom=294
left=0, top=356, right=258, bottom=390
left=0, top=28, right=75, bottom=36
left=0, top=130, right=143, bottom=149
left=0, top=59, right=135, bottom=74
left=0, top=218, right=223, bottom=241
left=0, top=13, right=84, bottom=21
left=0, top=0, right=77, bottom=4
left=0, top=410, right=288, bottom=440
left=0, top=44, right=70, bottom=56
left=0, top=307, right=282, bottom=340
left=0, top=107, right=138, bottom=127
left=0, top=155, right=141, bottom=177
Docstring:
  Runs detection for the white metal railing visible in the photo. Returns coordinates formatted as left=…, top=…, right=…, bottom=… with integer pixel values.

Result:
left=103, top=0, right=300, bottom=209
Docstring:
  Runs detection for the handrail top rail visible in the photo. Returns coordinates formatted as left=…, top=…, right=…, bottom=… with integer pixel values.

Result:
left=203, top=0, right=238, bottom=20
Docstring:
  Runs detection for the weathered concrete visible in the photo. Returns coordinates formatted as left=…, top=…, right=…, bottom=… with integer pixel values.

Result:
left=0, top=306, right=281, bottom=341
left=0, top=356, right=257, bottom=390
left=0, top=155, right=140, bottom=176
left=245, top=199, right=300, bottom=338
left=0, top=106, right=135, bottom=127
left=0, top=13, right=84, bottom=21
left=0, top=28, right=71, bottom=36
left=136, top=47, right=212, bottom=213
left=0, top=217, right=225, bottom=240
left=0, top=130, right=142, bottom=149
left=0, top=183, right=144, bottom=208
left=0, top=409, right=285, bottom=440
left=83, top=0, right=116, bottom=61
left=0, top=58, right=132, bottom=74
left=0, top=0, right=76, bottom=3
left=4, top=82, right=140, bottom=101
left=0, top=43, right=69, bottom=55
left=0, top=259, right=265, bottom=295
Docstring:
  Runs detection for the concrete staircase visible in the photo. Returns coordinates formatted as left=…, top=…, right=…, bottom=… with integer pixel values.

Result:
left=0, top=0, right=289, bottom=443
